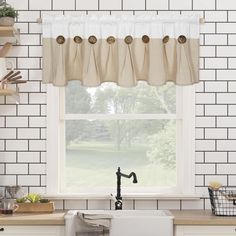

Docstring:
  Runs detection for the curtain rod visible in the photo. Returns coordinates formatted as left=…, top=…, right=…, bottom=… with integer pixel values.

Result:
left=36, top=17, right=205, bottom=24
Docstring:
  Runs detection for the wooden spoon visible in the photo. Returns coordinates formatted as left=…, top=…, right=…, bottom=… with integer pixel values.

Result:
left=9, top=80, right=27, bottom=84
left=0, top=70, right=14, bottom=82
left=5, top=71, right=21, bottom=81
left=7, top=76, right=22, bottom=82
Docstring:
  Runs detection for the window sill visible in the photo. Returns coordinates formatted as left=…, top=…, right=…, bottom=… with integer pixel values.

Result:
left=43, top=193, right=202, bottom=201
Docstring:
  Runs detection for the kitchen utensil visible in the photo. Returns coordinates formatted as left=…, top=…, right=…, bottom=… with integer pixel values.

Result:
left=0, top=43, right=12, bottom=57
left=7, top=76, right=22, bottom=82
left=4, top=70, right=20, bottom=81
left=1, top=71, right=22, bottom=87
left=0, top=70, right=14, bottom=83
left=9, top=80, right=27, bottom=84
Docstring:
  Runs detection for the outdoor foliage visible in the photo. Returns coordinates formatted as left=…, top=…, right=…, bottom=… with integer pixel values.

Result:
left=147, top=121, right=176, bottom=168
left=64, top=81, right=177, bottom=188
left=65, top=81, right=176, bottom=168
left=65, top=84, right=91, bottom=144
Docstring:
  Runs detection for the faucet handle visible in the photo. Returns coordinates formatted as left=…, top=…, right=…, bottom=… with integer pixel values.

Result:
left=115, top=199, right=122, bottom=210
left=110, top=193, right=116, bottom=202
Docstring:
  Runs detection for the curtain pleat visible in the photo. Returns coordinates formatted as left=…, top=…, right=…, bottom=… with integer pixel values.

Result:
left=67, top=39, right=83, bottom=81
left=99, top=41, right=118, bottom=83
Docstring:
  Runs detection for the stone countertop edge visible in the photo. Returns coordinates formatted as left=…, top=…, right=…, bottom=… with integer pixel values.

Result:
left=1, top=210, right=236, bottom=225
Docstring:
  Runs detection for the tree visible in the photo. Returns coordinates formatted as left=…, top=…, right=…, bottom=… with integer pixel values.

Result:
left=65, top=81, right=177, bottom=154
left=92, top=84, right=139, bottom=150
left=146, top=121, right=176, bottom=169
left=90, top=82, right=176, bottom=150
left=65, top=81, right=91, bottom=114
left=65, top=81, right=91, bottom=145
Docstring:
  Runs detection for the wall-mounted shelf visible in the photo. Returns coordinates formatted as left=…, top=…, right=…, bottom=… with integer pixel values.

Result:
left=0, top=26, right=20, bottom=45
left=0, top=28, right=22, bottom=103
left=0, top=88, right=15, bottom=96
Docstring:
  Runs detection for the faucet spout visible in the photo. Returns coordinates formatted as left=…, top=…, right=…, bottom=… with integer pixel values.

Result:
left=130, top=172, right=138, bottom=183
left=115, top=167, right=138, bottom=210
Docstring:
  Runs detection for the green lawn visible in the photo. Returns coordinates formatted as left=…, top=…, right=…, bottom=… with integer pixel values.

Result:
left=64, top=142, right=176, bottom=189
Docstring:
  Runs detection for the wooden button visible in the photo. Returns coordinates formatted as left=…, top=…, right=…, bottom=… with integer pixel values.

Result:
left=142, top=35, right=150, bottom=44
left=178, top=35, right=187, bottom=44
left=124, top=35, right=133, bottom=45
left=162, top=35, right=169, bottom=44
left=56, top=35, right=65, bottom=44
left=74, top=36, right=83, bottom=44
left=107, top=36, right=116, bottom=44
left=88, top=35, right=97, bottom=44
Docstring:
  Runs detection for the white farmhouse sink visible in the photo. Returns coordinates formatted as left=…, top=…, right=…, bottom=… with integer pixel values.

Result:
left=65, top=210, right=173, bottom=236
left=109, top=210, right=173, bottom=236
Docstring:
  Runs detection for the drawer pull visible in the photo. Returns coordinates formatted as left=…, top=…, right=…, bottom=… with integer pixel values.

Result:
left=0, top=228, right=4, bottom=231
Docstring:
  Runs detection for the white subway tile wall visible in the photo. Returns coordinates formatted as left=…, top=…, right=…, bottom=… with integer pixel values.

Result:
left=181, top=199, right=205, bottom=210
left=135, top=200, right=157, bottom=210
left=0, top=0, right=235, bottom=210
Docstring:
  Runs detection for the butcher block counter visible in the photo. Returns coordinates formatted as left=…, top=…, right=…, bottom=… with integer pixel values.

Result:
left=0, top=210, right=236, bottom=226
left=171, top=210, right=236, bottom=225
left=0, top=211, right=65, bottom=225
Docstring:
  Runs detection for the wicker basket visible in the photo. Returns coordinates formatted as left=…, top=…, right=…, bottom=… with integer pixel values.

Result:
left=208, top=187, right=236, bottom=216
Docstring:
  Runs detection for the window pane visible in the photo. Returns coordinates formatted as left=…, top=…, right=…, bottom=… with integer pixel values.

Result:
left=62, top=119, right=176, bottom=192
left=65, top=81, right=176, bottom=114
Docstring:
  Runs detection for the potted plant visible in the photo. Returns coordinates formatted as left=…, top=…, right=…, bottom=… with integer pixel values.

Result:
left=16, top=193, right=55, bottom=213
left=0, top=0, right=18, bottom=26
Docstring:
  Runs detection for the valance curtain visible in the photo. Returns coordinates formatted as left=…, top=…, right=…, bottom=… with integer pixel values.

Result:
left=42, top=15, right=200, bottom=87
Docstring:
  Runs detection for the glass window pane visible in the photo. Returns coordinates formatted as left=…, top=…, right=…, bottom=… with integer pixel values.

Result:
left=65, top=81, right=176, bottom=114
left=62, top=119, right=176, bottom=192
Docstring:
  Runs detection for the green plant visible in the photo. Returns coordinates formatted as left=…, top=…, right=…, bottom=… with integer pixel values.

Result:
left=16, top=197, right=27, bottom=203
left=0, top=6, right=18, bottom=18
left=26, top=193, right=41, bottom=203
left=40, top=199, right=50, bottom=203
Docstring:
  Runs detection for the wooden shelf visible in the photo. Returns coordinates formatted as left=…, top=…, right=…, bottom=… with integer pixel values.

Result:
left=0, top=26, right=22, bottom=103
left=0, top=88, right=16, bottom=96
left=0, top=26, right=20, bottom=44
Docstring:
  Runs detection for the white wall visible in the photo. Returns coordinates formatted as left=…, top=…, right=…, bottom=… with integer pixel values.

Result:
left=0, top=0, right=236, bottom=210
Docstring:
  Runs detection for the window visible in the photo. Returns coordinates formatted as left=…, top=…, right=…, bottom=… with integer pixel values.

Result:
left=47, top=82, right=195, bottom=196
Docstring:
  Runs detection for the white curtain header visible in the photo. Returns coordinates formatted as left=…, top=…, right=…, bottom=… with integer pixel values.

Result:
left=43, top=15, right=200, bottom=39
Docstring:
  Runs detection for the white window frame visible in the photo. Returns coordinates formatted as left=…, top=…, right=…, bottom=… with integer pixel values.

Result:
left=46, top=84, right=195, bottom=197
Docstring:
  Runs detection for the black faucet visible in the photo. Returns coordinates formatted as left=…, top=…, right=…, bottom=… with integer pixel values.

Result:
left=115, top=167, right=138, bottom=210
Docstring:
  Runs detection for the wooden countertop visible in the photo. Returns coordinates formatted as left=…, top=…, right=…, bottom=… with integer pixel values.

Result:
left=1, top=210, right=236, bottom=226
left=171, top=210, right=236, bottom=225
left=0, top=211, right=65, bottom=225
